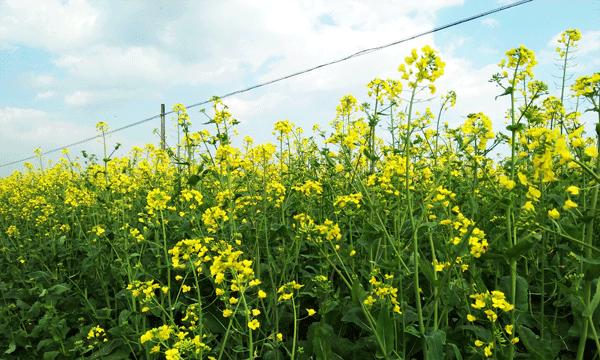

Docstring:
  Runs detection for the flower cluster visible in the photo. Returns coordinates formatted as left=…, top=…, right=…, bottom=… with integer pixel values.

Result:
left=363, top=273, right=401, bottom=314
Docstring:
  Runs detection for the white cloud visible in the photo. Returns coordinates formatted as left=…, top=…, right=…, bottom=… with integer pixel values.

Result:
left=35, top=91, right=56, bottom=100
left=6, top=0, right=511, bottom=162
left=542, top=29, right=600, bottom=71
left=0, top=0, right=100, bottom=52
left=0, top=107, right=91, bottom=160
left=30, top=74, right=57, bottom=88
left=481, top=18, right=499, bottom=28
left=577, top=30, right=600, bottom=56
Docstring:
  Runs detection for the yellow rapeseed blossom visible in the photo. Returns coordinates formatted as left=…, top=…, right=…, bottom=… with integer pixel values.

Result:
left=563, top=199, right=578, bottom=210
left=248, top=319, right=260, bottom=330
left=548, top=208, right=560, bottom=219
left=147, top=188, right=171, bottom=212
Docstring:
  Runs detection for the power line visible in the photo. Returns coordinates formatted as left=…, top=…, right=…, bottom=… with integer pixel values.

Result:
left=0, top=0, right=533, bottom=169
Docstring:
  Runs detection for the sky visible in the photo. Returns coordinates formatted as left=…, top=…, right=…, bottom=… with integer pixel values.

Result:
left=0, top=0, right=599, bottom=175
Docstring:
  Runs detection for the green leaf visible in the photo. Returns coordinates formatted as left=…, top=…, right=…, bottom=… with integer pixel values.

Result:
left=418, top=256, right=437, bottom=286
left=447, top=343, right=463, bottom=360
left=263, top=349, right=284, bottom=360
left=504, top=238, right=535, bottom=261
left=43, top=351, right=60, bottom=360
left=308, top=321, right=334, bottom=359
left=187, top=174, right=201, bottom=186
left=506, top=123, right=524, bottom=132
left=376, top=308, right=394, bottom=358
left=118, top=310, right=131, bottom=325
left=48, top=284, right=70, bottom=296
left=341, top=306, right=370, bottom=331
left=4, top=342, right=16, bottom=354
left=584, top=278, right=600, bottom=317
left=500, top=275, right=529, bottom=313
left=518, top=326, right=561, bottom=359
left=424, top=329, right=446, bottom=360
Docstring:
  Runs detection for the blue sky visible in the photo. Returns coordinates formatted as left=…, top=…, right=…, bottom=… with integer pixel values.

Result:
left=1, top=0, right=599, bottom=175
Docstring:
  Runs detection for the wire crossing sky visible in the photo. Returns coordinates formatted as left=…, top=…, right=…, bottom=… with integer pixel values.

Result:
left=0, top=0, right=598, bottom=175
left=0, top=0, right=533, bottom=169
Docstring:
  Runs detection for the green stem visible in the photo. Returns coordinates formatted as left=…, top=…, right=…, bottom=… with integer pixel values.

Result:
left=576, top=112, right=600, bottom=360
left=405, top=86, right=426, bottom=342
left=160, top=211, right=173, bottom=320
left=291, top=297, right=298, bottom=360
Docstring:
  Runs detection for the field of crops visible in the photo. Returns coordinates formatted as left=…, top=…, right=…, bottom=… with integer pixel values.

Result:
left=1, top=29, right=599, bottom=359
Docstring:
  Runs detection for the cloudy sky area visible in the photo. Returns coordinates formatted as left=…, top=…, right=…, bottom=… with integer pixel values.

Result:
left=0, top=0, right=599, bottom=175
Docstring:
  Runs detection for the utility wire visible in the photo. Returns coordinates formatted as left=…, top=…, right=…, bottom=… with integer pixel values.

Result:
left=0, top=0, right=533, bottom=169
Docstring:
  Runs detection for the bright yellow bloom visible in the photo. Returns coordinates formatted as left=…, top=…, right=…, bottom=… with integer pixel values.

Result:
left=306, top=308, right=316, bottom=316
left=248, top=319, right=260, bottom=330
left=563, top=199, right=578, bottom=210
left=522, top=201, right=535, bottom=212
left=484, top=343, right=493, bottom=357
left=147, top=188, right=171, bottom=211
left=140, top=330, right=154, bottom=344
left=165, top=348, right=181, bottom=360
left=548, top=208, right=560, bottom=219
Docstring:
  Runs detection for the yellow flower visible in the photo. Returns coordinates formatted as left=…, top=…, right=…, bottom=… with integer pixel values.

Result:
left=273, top=120, right=294, bottom=135
left=522, top=201, right=535, bottom=212
left=484, top=309, right=498, bottom=322
left=181, top=285, right=191, bottom=293
left=505, top=324, right=513, bottom=335
left=363, top=295, right=376, bottom=306
left=223, top=309, right=233, bottom=318
left=498, top=175, right=515, bottom=190
left=566, top=186, right=580, bottom=195
left=229, top=297, right=238, bottom=305
left=157, top=325, right=171, bottom=340
left=96, top=121, right=109, bottom=133
left=584, top=145, right=598, bottom=158
left=527, top=186, right=541, bottom=201
left=511, top=337, right=520, bottom=344
left=467, top=314, right=476, bottom=322
left=306, top=308, right=316, bottom=316
left=484, top=344, right=493, bottom=357
left=276, top=333, right=283, bottom=341
left=251, top=309, right=261, bottom=316
left=147, top=188, right=171, bottom=211
left=474, top=340, right=484, bottom=347
left=140, top=330, right=154, bottom=344
left=548, top=208, right=560, bottom=220
left=165, top=348, right=181, bottom=360
left=248, top=319, right=260, bottom=330
left=258, top=290, right=267, bottom=299
left=563, top=199, right=578, bottom=210
left=92, top=225, right=105, bottom=237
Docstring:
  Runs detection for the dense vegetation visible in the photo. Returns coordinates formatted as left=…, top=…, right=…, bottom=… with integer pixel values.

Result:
left=1, top=29, right=599, bottom=359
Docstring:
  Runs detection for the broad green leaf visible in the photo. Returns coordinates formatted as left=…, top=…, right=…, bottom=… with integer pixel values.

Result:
left=424, top=329, right=446, bottom=360
left=376, top=308, right=394, bottom=358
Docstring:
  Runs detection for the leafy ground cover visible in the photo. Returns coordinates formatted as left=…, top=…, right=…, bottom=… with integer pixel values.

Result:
left=1, top=29, right=599, bottom=359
